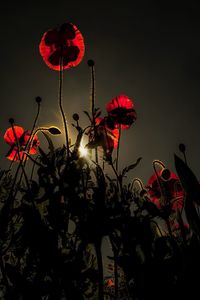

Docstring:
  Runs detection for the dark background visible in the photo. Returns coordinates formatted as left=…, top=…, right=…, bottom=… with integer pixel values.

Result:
left=0, top=1, right=200, bottom=184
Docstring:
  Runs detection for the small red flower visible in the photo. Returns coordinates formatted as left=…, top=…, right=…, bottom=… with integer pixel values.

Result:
left=106, top=94, right=137, bottom=129
left=86, top=117, right=119, bottom=161
left=4, top=126, right=39, bottom=161
left=95, top=117, right=119, bottom=150
left=39, top=22, right=85, bottom=71
left=146, top=169, right=184, bottom=210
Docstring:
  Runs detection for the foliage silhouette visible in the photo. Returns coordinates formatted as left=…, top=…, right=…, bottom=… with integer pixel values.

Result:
left=0, top=21, right=200, bottom=300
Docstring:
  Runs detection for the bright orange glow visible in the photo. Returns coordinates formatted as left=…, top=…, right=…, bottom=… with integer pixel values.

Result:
left=39, top=22, right=85, bottom=71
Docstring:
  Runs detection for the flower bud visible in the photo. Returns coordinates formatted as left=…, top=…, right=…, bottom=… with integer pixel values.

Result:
left=48, top=127, right=61, bottom=135
left=87, top=59, right=95, bottom=67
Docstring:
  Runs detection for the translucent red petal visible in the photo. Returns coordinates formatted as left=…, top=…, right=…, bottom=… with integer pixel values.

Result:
left=6, top=148, right=24, bottom=162
left=39, top=22, right=85, bottom=71
left=106, top=95, right=136, bottom=129
left=106, top=95, right=134, bottom=113
left=4, top=126, right=24, bottom=145
left=147, top=170, right=184, bottom=210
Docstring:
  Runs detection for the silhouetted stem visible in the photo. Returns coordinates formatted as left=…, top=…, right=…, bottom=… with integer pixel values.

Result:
left=90, top=64, right=95, bottom=120
left=114, top=250, right=119, bottom=299
left=29, top=101, right=41, bottom=144
left=165, top=217, right=173, bottom=238
left=18, top=101, right=41, bottom=185
left=152, top=160, right=167, bottom=206
left=59, top=57, right=69, bottom=158
left=116, top=126, right=121, bottom=172
left=110, top=161, right=124, bottom=202
left=94, top=239, right=104, bottom=300
left=151, top=220, right=163, bottom=237
left=89, top=63, right=98, bottom=165
left=131, top=177, right=144, bottom=191
left=10, top=124, right=30, bottom=192
left=0, top=256, right=11, bottom=295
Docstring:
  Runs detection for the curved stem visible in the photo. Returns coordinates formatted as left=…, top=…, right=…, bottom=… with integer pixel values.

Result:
left=28, top=103, right=40, bottom=149
left=131, top=177, right=144, bottom=191
left=152, top=160, right=167, bottom=206
left=150, top=220, right=163, bottom=237
left=30, top=155, right=39, bottom=180
left=18, top=101, right=41, bottom=184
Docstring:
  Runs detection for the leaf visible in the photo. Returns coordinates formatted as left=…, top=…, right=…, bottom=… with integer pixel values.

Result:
left=23, top=152, right=44, bottom=168
left=38, top=147, right=50, bottom=165
left=184, top=194, right=200, bottom=240
left=121, top=157, right=142, bottom=178
left=94, top=110, right=102, bottom=119
left=41, top=131, right=55, bottom=154
left=83, top=110, right=92, bottom=123
left=174, top=154, right=200, bottom=203
left=143, top=201, right=160, bottom=217
left=174, top=154, right=200, bottom=239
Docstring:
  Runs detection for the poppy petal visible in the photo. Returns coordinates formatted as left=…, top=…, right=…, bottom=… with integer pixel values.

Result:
left=106, top=95, right=136, bottom=129
left=39, top=22, right=85, bottom=71
left=4, top=126, right=24, bottom=146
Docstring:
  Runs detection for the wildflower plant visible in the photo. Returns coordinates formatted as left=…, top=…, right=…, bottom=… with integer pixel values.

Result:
left=0, top=20, right=200, bottom=300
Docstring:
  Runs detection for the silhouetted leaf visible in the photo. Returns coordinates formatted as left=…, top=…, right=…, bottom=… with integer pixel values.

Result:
left=143, top=201, right=160, bottom=217
left=83, top=110, right=92, bottom=123
left=184, top=193, right=200, bottom=240
left=41, top=131, right=55, bottom=154
left=121, top=157, right=142, bottom=178
left=174, top=154, right=200, bottom=203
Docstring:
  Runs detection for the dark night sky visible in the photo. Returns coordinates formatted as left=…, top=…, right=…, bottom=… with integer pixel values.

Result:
left=0, top=1, right=200, bottom=184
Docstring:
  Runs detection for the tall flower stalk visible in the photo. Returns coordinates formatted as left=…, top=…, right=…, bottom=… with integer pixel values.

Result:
left=59, top=56, right=69, bottom=157
left=88, top=59, right=98, bottom=164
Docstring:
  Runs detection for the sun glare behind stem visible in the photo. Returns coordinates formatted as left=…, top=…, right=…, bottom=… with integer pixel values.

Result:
left=79, top=144, right=88, bottom=157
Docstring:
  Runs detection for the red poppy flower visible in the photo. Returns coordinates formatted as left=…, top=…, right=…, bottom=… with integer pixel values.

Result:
left=39, top=22, right=85, bottom=71
left=146, top=169, right=184, bottom=210
left=86, top=117, right=119, bottom=161
left=4, top=126, right=39, bottom=161
left=106, top=94, right=137, bottom=129
left=96, top=117, right=119, bottom=149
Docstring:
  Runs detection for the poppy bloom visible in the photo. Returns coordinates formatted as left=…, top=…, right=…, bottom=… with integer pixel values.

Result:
left=39, top=22, right=85, bottom=71
left=86, top=117, right=119, bottom=161
left=106, top=94, right=137, bottom=129
left=146, top=169, right=184, bottom=211
left=4, top=126, right=39, bottom=161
